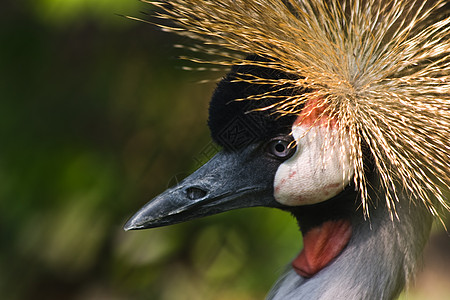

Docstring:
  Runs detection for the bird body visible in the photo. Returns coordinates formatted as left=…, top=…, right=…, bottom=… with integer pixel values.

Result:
left=125, top=0, right=449, bottom=298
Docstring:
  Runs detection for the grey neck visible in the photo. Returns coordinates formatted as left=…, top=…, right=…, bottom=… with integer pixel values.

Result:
left=267, top=178, right=433, bottom=300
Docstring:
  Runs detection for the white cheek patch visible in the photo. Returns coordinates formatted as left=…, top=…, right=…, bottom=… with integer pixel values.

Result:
left=274, top=124, right=354, bottom=206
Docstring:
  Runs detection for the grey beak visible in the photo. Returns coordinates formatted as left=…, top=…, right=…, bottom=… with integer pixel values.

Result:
left=124, top=147, right=282, bottom=230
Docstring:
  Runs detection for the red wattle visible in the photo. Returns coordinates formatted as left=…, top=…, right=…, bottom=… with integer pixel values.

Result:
left=292, top=219, right=352, bottom=278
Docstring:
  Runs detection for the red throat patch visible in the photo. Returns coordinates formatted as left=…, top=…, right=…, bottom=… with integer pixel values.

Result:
left=292, top=219, right=352, bottom=278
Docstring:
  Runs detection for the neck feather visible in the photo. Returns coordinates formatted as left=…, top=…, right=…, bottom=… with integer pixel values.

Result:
left=268, top=176, right=432, bottom=300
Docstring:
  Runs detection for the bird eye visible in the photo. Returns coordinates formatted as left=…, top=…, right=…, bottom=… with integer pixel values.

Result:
left=267, top=137, right=296, bottom=159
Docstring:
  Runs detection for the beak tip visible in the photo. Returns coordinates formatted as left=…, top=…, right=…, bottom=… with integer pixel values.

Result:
left=123, top=223, right=133, bottom=232
left=123, top=218, right=142, bottom=231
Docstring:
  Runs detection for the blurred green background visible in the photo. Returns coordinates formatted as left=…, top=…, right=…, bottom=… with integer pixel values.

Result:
left=0, top=1, right=448, bottom=299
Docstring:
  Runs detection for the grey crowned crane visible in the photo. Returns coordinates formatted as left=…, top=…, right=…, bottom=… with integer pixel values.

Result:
left=124, top=1, right=450, bottom=299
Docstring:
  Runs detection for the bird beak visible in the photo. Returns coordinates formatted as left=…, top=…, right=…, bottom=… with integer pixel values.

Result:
left=124, top=148, right=280, bottom=230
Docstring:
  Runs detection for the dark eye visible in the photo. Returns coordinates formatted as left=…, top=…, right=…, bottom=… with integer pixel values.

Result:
left=266, top=137, right=296, bottom=159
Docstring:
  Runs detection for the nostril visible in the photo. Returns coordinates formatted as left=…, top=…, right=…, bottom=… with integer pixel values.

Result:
left=186, top=187, right=207, bottom=200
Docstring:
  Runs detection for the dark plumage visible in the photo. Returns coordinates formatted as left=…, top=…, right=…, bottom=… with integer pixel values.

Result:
left=208, top=55, right=299, bottom=150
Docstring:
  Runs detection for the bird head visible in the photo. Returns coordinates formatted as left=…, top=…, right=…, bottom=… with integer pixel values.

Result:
left=123, top=0, right=450, bottom=233
left=124, top=1, right=449, bottom=228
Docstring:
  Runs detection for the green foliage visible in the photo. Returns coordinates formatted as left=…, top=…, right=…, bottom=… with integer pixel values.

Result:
left=31, top=0, right=142, bottom=26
